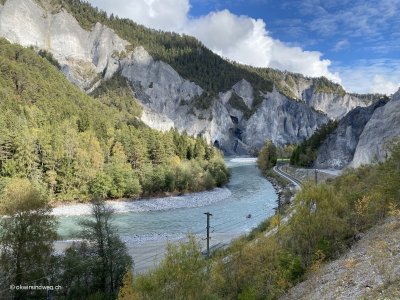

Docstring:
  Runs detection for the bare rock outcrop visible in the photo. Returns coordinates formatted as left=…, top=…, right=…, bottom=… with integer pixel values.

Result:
left=350, top=89, right=400, bottom=168
left=314, top=99, right=387, bottom=169
left=0, top=0, right=128, bottom=90
left=243, top=88, right=328, bottom=148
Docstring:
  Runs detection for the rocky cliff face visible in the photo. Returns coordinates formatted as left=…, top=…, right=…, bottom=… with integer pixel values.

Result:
left=305, top=93, right=371, bottom=120
left=0, top=0, right=128, bottom=90
left=244, top=88, right=328, bottom=148
left=350, top=89, right=400, bottom=168
left=0, top=0, right=380, bottom=154
left=314, top=99, right=387, bottom=169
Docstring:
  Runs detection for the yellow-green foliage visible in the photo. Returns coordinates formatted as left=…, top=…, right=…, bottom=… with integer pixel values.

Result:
left=0, top=38, right=228, bottom=201
left=314, top=76, right=346, bottom=96
left=133, top=236, right=211, bottom=300
left=257, top=140, right=278, bottom=175
left=118, top=268, right=139, bottom=300
left=90, top=74, right=143, bottom=118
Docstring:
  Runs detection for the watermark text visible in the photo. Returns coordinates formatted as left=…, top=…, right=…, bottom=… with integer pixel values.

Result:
left=10, top=285, right=62, bottom=291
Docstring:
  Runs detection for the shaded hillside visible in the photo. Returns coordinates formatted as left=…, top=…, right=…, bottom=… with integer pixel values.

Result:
left=351, top=88, right=400, bottom=168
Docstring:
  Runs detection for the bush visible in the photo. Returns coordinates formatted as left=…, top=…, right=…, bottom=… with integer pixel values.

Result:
left=257, top=140, right=278, bottom=175
left=133, top=236, right=211, bottom=299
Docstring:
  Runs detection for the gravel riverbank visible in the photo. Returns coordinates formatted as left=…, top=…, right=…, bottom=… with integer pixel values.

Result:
left=52, top=187, right=232, bottom=216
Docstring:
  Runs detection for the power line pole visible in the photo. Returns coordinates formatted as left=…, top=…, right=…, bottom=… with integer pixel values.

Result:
left=314, top=169, right=318, bottom=185
left=47, top=289, right=52, bottom=300
left=204, top=212, right=212, bottom=258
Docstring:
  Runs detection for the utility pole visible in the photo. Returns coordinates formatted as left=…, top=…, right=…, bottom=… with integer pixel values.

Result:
left=47, top=290, right=52, bottom=300
left=204, top=212, right=212, bottom=258
left=314, top=169, right=318, bottom=185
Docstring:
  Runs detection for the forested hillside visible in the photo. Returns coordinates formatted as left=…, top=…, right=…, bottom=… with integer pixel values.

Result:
left=0, top=38, right=228, bottom=202
left=290, top=120, right=338, bottom=167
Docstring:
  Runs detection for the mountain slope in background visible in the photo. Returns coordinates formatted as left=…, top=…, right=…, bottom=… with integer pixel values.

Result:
left=0, top=0, right=382, bottom=154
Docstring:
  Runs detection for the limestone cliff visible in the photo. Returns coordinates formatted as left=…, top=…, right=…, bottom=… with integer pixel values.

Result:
left=305, top=93, right=372, bottom=120
left=313, top=90, right=399, bottom=169
left=314, top=99, right=387, bottom=169
left=0, top=0, right=128, bottom=90
left=350, top=89, right=400, bottom=168
left=244, top=88, right=328, bottom=148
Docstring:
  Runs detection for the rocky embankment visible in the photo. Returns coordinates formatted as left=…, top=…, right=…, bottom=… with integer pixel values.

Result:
left=281, top=217, right=400, bottom=300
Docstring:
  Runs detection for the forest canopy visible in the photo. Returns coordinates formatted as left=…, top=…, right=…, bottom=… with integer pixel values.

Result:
left=0, top=38, right=228, bottom=202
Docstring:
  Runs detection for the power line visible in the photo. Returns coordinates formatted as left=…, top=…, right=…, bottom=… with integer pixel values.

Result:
left=133, top=211, right=273, bottom=271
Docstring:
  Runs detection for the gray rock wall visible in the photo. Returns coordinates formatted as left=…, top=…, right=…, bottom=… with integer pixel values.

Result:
left=350, top=90, right=400, bottom=168
left=244, top=88, right=328, bottom=148
left=0, top=0, right=128, bottom=90
left=315, top=99, right=387, bottom=169
left=306, top=93, right=372, bottom=120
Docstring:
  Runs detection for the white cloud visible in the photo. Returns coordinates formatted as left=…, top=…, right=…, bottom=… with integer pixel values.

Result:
left=88, top=0, right=190, bottom=31
left=185, top=10, right=274, bottom=67
left=334, top=59, right=400, bottom=95
left=333, top=39, right=350, bottom=51
left=270, top=41, right=341, bottom=81
left=88, top=0, right=341, bottom=84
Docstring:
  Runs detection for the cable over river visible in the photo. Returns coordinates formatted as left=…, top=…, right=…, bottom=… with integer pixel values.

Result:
left=54, top=157, right=278, bottom=273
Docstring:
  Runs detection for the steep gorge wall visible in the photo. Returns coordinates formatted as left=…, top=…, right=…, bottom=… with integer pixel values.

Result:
left=314, top=99, right=387, bottom=169
left=350, top=89, right=400, bottom=168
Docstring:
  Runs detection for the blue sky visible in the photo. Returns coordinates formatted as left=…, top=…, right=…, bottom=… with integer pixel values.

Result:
left=88, top=0, right=400, bottom=94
